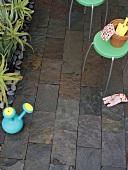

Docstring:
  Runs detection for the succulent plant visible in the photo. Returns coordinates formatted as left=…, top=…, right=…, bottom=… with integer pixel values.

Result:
left=0, top=18, right=33, bottom=62
left=0, top=53, right=23, bottom=106
left=0, top=0, right=18, bottom=25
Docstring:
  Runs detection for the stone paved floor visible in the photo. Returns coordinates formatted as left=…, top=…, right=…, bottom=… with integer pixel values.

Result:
left=0, top=0, right=128, bottom=169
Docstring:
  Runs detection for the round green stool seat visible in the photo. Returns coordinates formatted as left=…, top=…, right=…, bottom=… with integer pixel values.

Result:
left=76, top=0, right=105, bottom=7
left=94, top=32, right=128, bottom=59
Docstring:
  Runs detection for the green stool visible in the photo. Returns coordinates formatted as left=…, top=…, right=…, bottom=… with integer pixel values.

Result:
left=82, top=31, right=128, bottom=90
left=69, top=0, right=108, bottom=39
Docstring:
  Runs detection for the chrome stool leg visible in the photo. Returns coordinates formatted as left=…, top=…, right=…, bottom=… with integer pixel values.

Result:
left=84, top=6, right=87, bottom=14
left=89, top=5, right=94, bottom=39
left=69, top=0, right=74, bottom=29
left=106, top=57, right=114, bottom=90
left=82, top=42, right=94, bottom=73
left=104, top=0, right=108, bottom=26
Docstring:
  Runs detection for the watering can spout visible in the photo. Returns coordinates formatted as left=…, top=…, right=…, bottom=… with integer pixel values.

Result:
left=18, top=103, right=33, bottom=120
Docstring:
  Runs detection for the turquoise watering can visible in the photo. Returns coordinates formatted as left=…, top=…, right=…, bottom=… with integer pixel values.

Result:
left=2, top=103, right=33, bottom=134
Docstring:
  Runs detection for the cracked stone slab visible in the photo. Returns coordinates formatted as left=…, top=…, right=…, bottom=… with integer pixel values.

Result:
left=29, top=111, right=55, bottom=144
left=55, top=99, right=79, bottom=130
left=77, top=115, right=101, bottom=148
left=102, top=104, right=125, bottom=132
left=59, top=74, right=80, bottom=100
left=47, top=19, right=66, bottom=38
left=35, top=84, right=59, bottom=112
left=0, top=158, right=24, bottom=170
left=102, top=132, right=126, bottom=168
left=16, top=68, right=40, bottom=96
left=40, top=59, right=62, bottom=84
left=49, top=164, right=75, bottom=170
left=24, top=143, right=51, bottom=170
left=76, top=147, right=101, bottom=170
left=80, top=87, right=102, bottom=115
left=51, top=130, right=77, bottom=165
left=1, top=127, right=30, bottom=159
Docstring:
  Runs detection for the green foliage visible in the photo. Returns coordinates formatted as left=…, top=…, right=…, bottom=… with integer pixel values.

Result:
left=7, top=0, right=34, bottom=25
left=0, top=53, right=23, bottom=106
left=0, top=18, right=33, bottom=62
left=0, top=0, right=18, bottom=25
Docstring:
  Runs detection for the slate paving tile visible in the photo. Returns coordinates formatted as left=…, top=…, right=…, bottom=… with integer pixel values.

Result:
left=76, top=147, right=101, bottom=170
left=64, top=31, right=83, bottom=53
left=1, top=127, right=30, bottom=159
left=40, top=58, right=62, bottom=84
left=102, top=104, right=124, bottom=132
left=24, top=143, right=51, bottom=170
left=77, top=115, right=101, bottom=148
left=62, top=50, right=82, bottom=74
left=49, top=164, right=75, bottom=170
left=80, top=87, right=102, bottom=115
left=0, top=158, right=24, bottom=170
left=50, top=1, right=68, bottom=20
left=81, top=62, right=102, bottom=87
left=68, top=11, right=84, bottom=31
left=34, top=0, right=52, bottom=9
left=30, top=8, right=50, bottom=28
left=47, top=19, right=66, bottom=38
left=12, top=94, right=35, bottom=112
left=55, top=99, right=79, bottom=131
left=29, top=111, right=55, bottom=144
left=23, top=27, right=47, bottom=60
left=16, top=68, right=40, bottom=96
left=43, top=38, right=65, bottom=59
left=119, top=6, right=128, bottom=18
left=82, top=41, right=102, bottom=63
left=0, top=114, right=5, bottom=144
left=35, top=84, right=59, bottom=112
left=102, top=132, right=126, bottom=168
left=102, top=167, right=126, bottom=170
left=59, top=74, right=80, bottom=101
left=51, top=130, right=77, bottom=165
left=102, top=58, right=123, bottom=93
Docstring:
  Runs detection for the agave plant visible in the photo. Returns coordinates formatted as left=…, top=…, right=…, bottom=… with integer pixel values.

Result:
left=0, top=53, right=23, bottom=106
left=0, top=0, right=18, bottom=25
left=6, top=0, right=34, bottom=25
left=0, top=18, right=33, bottom=62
